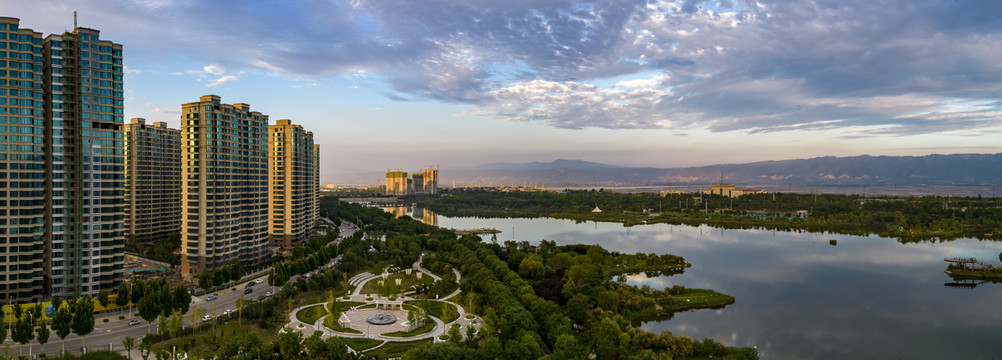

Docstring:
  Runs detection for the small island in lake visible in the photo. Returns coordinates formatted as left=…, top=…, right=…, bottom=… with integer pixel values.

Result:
left=944, top=257, right=1002, bottom=279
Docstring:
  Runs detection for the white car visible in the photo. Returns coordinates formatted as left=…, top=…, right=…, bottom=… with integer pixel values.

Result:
left=264, top=291, right=273, bottom=297
left=206, top=295, right=218, bottom=301
left=202, top=315, right=212, bottom=321
left=223, top=309, right=235, bottom=315
left=254, top=279, right=264, bottom=284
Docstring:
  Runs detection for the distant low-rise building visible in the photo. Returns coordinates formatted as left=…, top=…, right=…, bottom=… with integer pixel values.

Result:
left=701, top=184, right=764, bottom=198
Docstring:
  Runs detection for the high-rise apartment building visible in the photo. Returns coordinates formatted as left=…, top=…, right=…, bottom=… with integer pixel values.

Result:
left=385, top=171, right=407, bottom=196
left=313, top=144, right=320, bottom=220
left=0, top=17, right=125, bottom=302
left=0, top=17, right=47, bottom=302
left=181, top=95, right=269, bottom=275
left=44, top=23, right=126, bottom=298
left=267, top=120, right=318, bottom=247
left=124, top=118, right=181, bottom=243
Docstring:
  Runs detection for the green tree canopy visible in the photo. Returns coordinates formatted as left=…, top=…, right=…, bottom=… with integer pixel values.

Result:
left=71, top=296, right=95, bottom=349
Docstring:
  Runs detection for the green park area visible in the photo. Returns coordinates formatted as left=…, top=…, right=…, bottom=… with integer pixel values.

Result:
left=117, top=198, right=757, bottom=359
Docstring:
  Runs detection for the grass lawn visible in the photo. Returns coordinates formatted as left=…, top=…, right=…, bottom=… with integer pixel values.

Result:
left=323, top=300, right=365, bottom=334
left=382, top=321, right=435, bottom=337
left=330, top=301, right=364, bottom=314
left=405, top=300, right=458, bottom=323
left=343, top=337, right=383, bottom=351
left=360, top=272, right=435, bottom=295
left=295, top=304, right=326, bottom=324
left=365, top=338, right=432, bottom=358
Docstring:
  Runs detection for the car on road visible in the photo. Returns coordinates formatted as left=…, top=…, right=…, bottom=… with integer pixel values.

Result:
left=254, top=279, right=264, bottom=284
left=202, top=315, right=212, bottom=321
left=223, top=309, right=235, bottom=315
left=243, top=288, right=253, bottom=294
left=128, top=319, right=142, bottom=326
left=245, top=282, right=255, bottom=288
left=206, top=294, right=218, bottom=301
left=264, top=291, right=273, bottom=297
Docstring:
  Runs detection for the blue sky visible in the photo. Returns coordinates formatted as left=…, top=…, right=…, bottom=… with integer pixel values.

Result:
left=5, top=0, right=1002, bottom=184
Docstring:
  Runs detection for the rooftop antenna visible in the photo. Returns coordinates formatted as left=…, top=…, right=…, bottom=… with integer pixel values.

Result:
left=74, top=11, right=77, bottom=28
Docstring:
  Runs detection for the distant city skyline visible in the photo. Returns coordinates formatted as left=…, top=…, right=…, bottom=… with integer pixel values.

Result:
left=5, top=1, right=1001, bottom=183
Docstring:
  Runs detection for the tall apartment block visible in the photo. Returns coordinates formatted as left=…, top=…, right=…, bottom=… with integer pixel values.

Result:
left=313, top=144, right=320, bottom=221
left=0, top=17, right=125, bottom=302
left=124, top=118, right=181, bottom=243
left=420, top=167, right=438, bottom=194
left=383, top=166, right=437, bottom=196
left=44, top=22, right=126, bottom=298
left=0, top=17, right=47, bottom=302
left=181, top=95, right=269, bottom=275
left=267, top=120, right=318, bottom=247
left=385, top=171, right=408, bottom=196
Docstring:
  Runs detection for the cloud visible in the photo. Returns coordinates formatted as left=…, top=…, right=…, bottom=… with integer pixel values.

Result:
left=7, top=0, right=1002, bottom=135
left=203, top=64, right=225, bottom=75
left=206, top=75, right=237, bottom=87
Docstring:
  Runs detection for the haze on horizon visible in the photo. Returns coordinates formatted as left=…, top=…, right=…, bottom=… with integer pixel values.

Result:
left=5, top=1, right=1001, bottom=183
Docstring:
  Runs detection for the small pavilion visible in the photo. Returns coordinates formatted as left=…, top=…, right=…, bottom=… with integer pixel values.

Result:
left=375, top=298, right=403, bottom=310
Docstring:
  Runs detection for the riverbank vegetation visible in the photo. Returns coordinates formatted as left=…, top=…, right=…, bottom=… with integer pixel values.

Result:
left=408, top=189, right=1002, bottom=242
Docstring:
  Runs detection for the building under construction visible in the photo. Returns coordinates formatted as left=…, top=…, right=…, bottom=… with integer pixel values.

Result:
left=385, top=166, right=439, bottom=195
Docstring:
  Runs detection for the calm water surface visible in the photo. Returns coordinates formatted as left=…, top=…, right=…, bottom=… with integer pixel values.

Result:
left=387, top=206, right=1002, bottom=359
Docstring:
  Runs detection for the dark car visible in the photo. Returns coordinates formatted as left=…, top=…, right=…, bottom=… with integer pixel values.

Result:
left=243, top=288, right=253, bottom=294
left=245, top=282, right=255, bottom=288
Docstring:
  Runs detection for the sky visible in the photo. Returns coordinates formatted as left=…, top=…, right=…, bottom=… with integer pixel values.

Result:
left=4, top=0, right=1002, bottom=185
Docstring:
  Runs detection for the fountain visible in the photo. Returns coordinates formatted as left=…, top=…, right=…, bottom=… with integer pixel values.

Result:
left=366, top=314, right=397, bottom=325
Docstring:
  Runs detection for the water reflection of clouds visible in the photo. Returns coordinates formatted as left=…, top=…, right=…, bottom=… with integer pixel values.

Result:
left=437, top=215, right=1002, bottom=359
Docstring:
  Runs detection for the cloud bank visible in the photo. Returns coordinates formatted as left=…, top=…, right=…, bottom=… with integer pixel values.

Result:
left=10, top=0, right=1002, bottom=134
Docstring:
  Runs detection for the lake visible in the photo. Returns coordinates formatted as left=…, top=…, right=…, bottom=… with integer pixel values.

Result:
left=385, top=205, right=1002, bottom=359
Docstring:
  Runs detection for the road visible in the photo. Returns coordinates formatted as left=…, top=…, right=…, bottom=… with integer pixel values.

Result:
left=5, top=219, right=358, bottom=358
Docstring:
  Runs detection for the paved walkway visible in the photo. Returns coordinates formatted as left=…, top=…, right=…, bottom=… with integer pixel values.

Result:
left=282, top=253, right=482, bottom=346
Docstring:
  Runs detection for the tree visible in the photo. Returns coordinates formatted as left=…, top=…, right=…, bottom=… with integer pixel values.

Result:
left=13, top=303, right=22, bottom=319
left=50, top=296, right=63, bottom=312
left=186, top=307, right=201, bottom=331
left=589, top=317, right=622, bottom=359
left=566, top=293, right=590, bottom=325
left=139, top=338, right=153, bottom=360
left=131, top=279, right=145, bottom=305
left=137, top=289, right=160, bottom=334
left=0, top=314, right=6, bottom=345
left=157, top=314, right=169, bottom=336
left=168, top=308, right=183, bottom=337
left=173, top=284, right=192, bottom=315
left=236, top=294, right=245, bottom=327
left=97, top=290, right=110, bottom=308
left=116, top=283, right=131, bottom=308
left=71, top=296, right=95, bottom=350
left=35, top=319, right=49, bottom=353
left=31, top=304, right=43, bottom=323
left=11, top=316, right=33, bottom=355
left=52, top=305, right=72, bottom=353
left=277, top=330, right=303, bottom=359
left=123, top=336, right=135, bottom=359
left=441, top=303, right=455, bottom=323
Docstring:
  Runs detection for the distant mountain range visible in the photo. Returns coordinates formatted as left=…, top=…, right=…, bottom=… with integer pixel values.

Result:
left=436, top=154, right=1002, bottom=187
